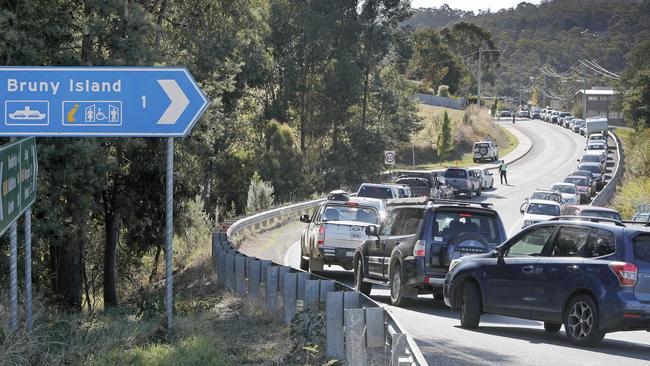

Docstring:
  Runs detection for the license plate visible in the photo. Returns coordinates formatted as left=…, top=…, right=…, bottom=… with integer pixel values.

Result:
left=336, top=248, right=347, bottom=257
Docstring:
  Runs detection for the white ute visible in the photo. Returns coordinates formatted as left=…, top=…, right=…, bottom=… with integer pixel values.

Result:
left=520, top=199, right=562, bottom=229
left=299, top=192, right=385, bottom=272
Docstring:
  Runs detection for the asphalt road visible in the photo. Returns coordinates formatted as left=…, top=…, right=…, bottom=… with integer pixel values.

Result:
left=240, top=118, right=649, bottom=366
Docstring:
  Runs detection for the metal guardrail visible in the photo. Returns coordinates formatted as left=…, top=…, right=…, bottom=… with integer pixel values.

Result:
left=591, top=130, right=624, bottom=207
left=218, top=199, right=428, bottom=366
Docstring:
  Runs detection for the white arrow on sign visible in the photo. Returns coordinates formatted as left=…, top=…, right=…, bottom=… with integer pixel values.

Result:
left=157, top=79, right=190, bottom=125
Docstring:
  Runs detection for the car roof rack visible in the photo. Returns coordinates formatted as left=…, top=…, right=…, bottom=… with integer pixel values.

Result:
left=386, top=197, right=493, bottom=209
left=547, top=215, right=626, bottom=227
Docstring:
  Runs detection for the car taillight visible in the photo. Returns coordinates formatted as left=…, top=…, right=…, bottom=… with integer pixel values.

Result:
left=608, top=262, right=638, bottom=287
left=317, top=225, right=325, bottom=247
left=413, top=240, right=426, bottom=257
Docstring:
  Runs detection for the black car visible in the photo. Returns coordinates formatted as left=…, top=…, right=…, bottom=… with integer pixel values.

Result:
left=444, top=217, right=650, bottom=346
left=500, top=110, right=512, bottom=117
left=353, top=198, right=507, bottom=306
left=395, top=176, right=432, bottom=197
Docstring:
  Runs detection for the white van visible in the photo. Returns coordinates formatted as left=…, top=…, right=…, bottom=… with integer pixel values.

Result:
left=585, top=117, right=608, bottom=136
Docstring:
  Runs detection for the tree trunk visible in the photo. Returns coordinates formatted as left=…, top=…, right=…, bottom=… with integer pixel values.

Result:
left=52, top=225, right=83, bottom=311
left=103, top=190, right=121, bottom=307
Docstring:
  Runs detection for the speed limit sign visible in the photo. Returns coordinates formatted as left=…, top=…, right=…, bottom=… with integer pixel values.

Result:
left=384, top=150, right=396, bottom=165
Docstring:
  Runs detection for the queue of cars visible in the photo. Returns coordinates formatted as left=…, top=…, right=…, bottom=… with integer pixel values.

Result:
left=296, top=121, right=648, bottom=347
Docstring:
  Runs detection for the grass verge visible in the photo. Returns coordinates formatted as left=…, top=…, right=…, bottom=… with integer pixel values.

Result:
left=611, top=127, right=650, bottom=219
left=0, top=251, right=293, bottom=366
left=395, top=104, right=518, bottom=170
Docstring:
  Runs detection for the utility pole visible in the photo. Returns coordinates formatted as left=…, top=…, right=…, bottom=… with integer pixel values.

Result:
left=477, top=49, right=482, bottom=105
left=582, top=64, right=587, bottom=118
left=542, top=74, right=547, bottom=108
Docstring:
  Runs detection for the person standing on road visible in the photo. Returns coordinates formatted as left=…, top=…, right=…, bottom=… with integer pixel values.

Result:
left=499, top=160, right=508, bottom=185
left=512, top=114, right=516, bottom=124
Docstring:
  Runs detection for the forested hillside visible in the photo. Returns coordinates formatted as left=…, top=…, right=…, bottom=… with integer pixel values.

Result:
left=404, top=0, right=650, bottom=98
left=0, top=0, right=418, bottom=311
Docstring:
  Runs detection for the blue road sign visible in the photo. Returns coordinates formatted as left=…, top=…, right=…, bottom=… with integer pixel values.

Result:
left=0, top=67, right=209, bottom=137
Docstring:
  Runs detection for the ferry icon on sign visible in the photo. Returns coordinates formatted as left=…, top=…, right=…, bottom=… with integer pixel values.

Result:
left=5, top=101, right=50, bottom=126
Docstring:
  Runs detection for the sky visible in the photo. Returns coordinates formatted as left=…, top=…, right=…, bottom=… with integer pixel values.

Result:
left=411, top=0, right=543, bottom=12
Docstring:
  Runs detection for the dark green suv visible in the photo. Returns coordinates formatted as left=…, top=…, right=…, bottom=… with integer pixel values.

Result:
left=353, top=198, right=507, bottom=306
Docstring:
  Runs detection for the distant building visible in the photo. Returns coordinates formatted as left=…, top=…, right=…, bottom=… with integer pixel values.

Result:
left=574, top=89, right=624, bottom=126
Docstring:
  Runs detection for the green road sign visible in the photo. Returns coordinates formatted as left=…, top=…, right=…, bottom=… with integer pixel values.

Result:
left=0, top=137, right=37, bottom=237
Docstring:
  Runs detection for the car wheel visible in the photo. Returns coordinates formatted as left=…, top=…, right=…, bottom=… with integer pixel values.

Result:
left=564, top=295, right=606, bottom=346
left=460, top=281, right=481, bottom=329
left=354, top=259, right=372, bottom=296
left=475, top=187, right=481, bottom=196
left=390, top=263, right=409, bottom=307
left=544, top=322, right=562, bottom=332
left=299, top=245, right=309, bottom=271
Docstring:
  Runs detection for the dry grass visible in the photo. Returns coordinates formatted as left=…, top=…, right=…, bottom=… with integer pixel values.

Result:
left=0, top=250, right=293, bottom=366
left=395, top=104, right=517, bottom=169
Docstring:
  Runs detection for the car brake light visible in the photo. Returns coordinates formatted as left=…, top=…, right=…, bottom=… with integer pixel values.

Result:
left=460, top=213, right=472, bottom=217
left=317, top=225, right=325, bottom=247
left=413, top=240, right=426, bottom=257
left=608, top=262, right=637, bottom=287
left=345, top=201, right=359, bottom=206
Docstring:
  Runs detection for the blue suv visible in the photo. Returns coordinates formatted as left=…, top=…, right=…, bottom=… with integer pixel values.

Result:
left=443, top=217, right=650, bottom=346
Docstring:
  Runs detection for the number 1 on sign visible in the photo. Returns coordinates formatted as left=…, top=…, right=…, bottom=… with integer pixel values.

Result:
left=141, top=96, right=147, bottom=109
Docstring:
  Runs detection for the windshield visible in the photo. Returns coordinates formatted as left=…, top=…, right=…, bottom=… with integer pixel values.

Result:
left=396, top=178, right=429, bottom=188
left=527, top=203, right=560, bottom=216
left=560, top=112, right=571, bottom=117
left=565, top=177, right=589, bottom=186
left=432, top=211, right=501, bottom=244
left=590, top=135, right=605, bottom=141
left=580, top=210, right=622, bottom=221
left=574, top=120, right=585, bottom=126
left=571, top=171, right=592, bottom=178
left=634, top=213, right=650, bottom=222
left=444, top=169, right=468, bottom=179
left=474, top=143, right=489, bottom=149
left=321, top=204, right=379, bottom=224
left=357, top=186, right=393, bottom=199
left=551, top=184, right=576, bottom=194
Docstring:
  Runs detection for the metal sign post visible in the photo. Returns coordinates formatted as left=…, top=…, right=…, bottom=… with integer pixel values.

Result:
left=1, top=137, right=37, bottom=331
left=0, top=67, right=208, bottom=331
left=165, top=137, right=174, bottom=330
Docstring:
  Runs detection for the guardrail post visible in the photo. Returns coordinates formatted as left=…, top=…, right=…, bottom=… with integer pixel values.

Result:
left=344, top=308, right=368, bottom=366
left=296, top=272, right=310, bottom=312
left=325, top=291, right=344, bottom=360
left=365, top=307, right=387, bottom=365
left=235, top=256, right=247, bottom=295
left=344, top=291, right=360, bottom=309
left=304, top=280, right=319, bottom=331
left=260, top=260, right=272, bottom=301
left=391, top=333, right=409, bottom=366
left=277, top=266, right=291, bottom=308
left=225, top=252, right=235, bottom=290
left=319, top=280, right=335, bottom=304
left=265, top=266, right=280, bottom=313
left=283, top=273, right=298, bottom=325
left=248, top=258, right=261, bottom=301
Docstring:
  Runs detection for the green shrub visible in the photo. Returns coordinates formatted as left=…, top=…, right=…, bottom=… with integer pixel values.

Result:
left=437, top=85, right=450, bottom=97
left=246, top=172, right=275, bottom=214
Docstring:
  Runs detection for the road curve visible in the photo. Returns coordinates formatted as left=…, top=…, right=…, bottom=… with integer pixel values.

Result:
left=240, top=119, right=650, bottom=366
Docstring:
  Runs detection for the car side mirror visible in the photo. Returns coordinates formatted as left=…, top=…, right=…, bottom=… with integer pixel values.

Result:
left=300, top=214, right=311, bottom=224
left=365, top=225, right=379, bottom=237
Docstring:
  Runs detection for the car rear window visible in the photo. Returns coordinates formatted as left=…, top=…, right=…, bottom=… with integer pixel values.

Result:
left=526, top=203, right=560, bottom=216
left=444, top=169, right=468, bottom=179
left=633, top=235, right=650, bottom=263
left=565, top=177, right=589, bottom=186
left=580, top=210, right=622, bottom=221
left=530, top=192, right=561, bottom=202
left=322, top=204, right=379, bottom=224
left=474, top=143, right=490, bottom=149
left=579, top=165, right=601, bottom=174
left=432, top=211, right=500, bottom=244
left=357, top=186, right=393, bottom=199
left=581, top=155, right=600, bottom=163
left=587, top=144, right=605, bottom=150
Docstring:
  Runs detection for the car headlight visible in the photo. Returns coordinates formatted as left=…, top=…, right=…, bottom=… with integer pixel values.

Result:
left=523, top=220, right=535, bottom=227
left=449, top=259, right=461, bottom=272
